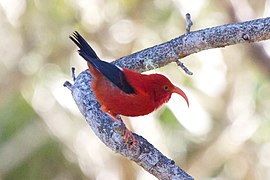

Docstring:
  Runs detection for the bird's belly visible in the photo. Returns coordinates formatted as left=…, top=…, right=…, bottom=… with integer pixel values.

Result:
left=92, top=78, right=155, bottom=116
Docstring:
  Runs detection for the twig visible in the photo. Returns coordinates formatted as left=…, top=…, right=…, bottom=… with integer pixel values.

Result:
left=71, top=67, right=76, bottom=81
left=65, top=17, right=270, bottom=179
left=185, top=13, right=193, bottom=34
left=176, top=13, right=193, bottom=75
left=176, top=60, right=193, bottom=75
left=63, top=81, right=73, bottom=91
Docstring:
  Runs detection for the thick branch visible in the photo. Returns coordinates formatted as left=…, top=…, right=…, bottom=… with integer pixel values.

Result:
left=65, top=17, right=270, bottom=179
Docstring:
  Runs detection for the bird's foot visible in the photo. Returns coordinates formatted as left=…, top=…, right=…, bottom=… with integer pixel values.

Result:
left=123, top=128, right=138, bottom=148
left=103, top=109, right=138, bottom=148
left=104, top=111, right=122, bottom=122
left=113, top=122, right=138, bottom=148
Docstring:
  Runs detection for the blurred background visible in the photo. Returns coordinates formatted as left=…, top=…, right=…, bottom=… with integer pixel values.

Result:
left=0, top=0, right=270, bottom=179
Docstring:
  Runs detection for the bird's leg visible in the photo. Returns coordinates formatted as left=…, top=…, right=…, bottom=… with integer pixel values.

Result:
left=109, top=113, right=138, bottom=147
left=101, top=105, right=121, bottom=122
left=107, top=112, right=138, bottom=147
left=101, top=105, right=138, bottom=147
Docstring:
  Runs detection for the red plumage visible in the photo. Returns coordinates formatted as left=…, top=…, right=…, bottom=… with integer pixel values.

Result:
left=70, top=31, right=189, bottom=146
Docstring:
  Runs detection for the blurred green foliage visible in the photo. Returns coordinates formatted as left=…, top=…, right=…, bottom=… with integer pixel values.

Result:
left=0, top=94, right=35, bottom=143
left=4, top=140, right=86, bottom=180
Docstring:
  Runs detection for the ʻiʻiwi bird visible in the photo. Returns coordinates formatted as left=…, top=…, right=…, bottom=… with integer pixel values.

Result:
left=70, top=31, right=189, bottom=146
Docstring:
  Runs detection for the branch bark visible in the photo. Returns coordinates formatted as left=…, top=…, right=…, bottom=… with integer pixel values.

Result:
left=64, top=17, right=270, bottom=179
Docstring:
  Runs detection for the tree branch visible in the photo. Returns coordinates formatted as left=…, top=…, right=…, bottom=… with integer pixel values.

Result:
left=64, top=17, right=270, bottom=179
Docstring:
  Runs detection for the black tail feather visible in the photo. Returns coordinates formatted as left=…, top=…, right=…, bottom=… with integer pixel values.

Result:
left=69, top=31, right=99, bottom=61
left=70, top=31, right=136, bottom=94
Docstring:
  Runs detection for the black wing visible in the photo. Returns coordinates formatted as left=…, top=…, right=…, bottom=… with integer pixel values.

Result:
left=70, top=31, right=135, bottom=94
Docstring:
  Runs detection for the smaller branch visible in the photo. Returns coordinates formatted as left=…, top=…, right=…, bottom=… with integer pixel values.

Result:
left=173, top=13, right=194, bottom=76
left=63, top=81, right=73, bottom=91
left=71, top=67, right=76, bottom=81
left=176, top=60, right=193, bottom=75
left=185, top=13, right=193, bottom=34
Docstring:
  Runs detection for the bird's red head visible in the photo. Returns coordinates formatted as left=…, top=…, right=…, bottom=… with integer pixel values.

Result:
left=146, top=74, right=189, bottom=108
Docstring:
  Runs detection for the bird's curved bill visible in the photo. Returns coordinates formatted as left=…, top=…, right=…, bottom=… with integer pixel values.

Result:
left=173, top=87, right=189, bottom=107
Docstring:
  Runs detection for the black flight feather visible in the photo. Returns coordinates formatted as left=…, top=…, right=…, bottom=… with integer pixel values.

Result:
left=69, top=31, right=136, bottom=94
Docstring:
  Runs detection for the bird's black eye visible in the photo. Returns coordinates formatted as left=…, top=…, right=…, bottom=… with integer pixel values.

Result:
left=164, top=85, right=169, bottom=91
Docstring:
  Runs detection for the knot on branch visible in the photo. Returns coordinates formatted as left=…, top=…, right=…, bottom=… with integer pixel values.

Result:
left=242, top=33, right=251, bottom=41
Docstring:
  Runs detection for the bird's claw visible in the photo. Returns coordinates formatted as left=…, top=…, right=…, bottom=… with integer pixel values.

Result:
left=124, top=129, right=138, bottom=148
left=104, top=110, right=138, bottom=147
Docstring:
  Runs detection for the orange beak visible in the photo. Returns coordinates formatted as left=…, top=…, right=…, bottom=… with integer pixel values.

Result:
left=172, top=86, right=189, bottom=107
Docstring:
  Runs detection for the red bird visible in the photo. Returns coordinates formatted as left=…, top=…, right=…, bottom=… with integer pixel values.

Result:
left=70, top=32, right=189, bottom=145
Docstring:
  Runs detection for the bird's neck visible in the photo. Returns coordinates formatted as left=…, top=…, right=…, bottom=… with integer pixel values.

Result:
left=143, top=76, right=172, bottom=108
